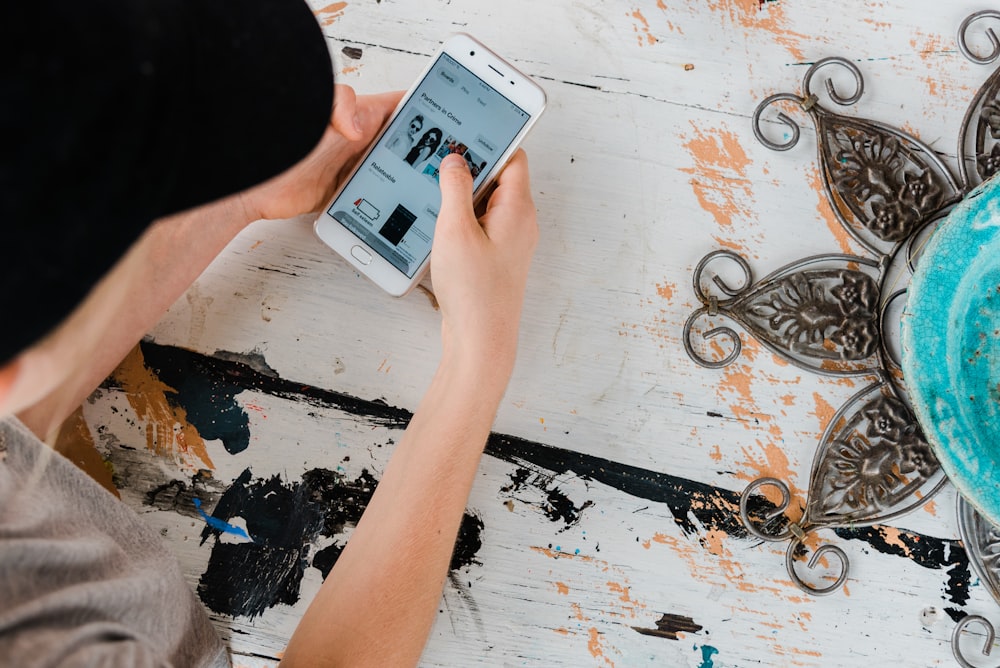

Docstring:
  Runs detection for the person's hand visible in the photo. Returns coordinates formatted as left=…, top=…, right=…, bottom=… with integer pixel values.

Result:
left=239, top=84, right=403, bottom=222
left=430, top=150, right=538, bottom=381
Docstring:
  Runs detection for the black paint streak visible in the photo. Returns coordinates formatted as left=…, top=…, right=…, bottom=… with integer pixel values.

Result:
left=500, top=467, right=594, bottom=530
left=138, top=341, right=411, bottom=431
left=341, top=46, right=363, bottom=60
left=451, top=512, right=485, bottom=571
left=834, top=525, right=970, bottom=606
left=488, top=432, right=754, bottom=538
left=632, top=613, right=703, bottom=640
left=946, top=607, right=966, bottom=623
left=126, top=342, right=973, bottom=601
left=545, top=489, right=594, bottom=526
left=706, top=411, right=724, bottom=418
left=311, top=543, right=343, bottom=579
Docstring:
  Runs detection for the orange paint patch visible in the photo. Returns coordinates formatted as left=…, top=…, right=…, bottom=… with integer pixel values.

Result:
left=656, top=281, right=676, bottom=302
left=705, top=0, right=811, bottom=62
left=606, top=581, right=646, bottom=620
left=711, top=235, right=753, bottom=255
left=587, top=627, right=615, bottom=666
left=556, top=581, right=570, bottom=595
left=111, top=345, right=214, bottom=470
left=315, top=1, right=347, bottom=26
left=701, top=528, right=728, bottom=557
left=876, top=526, right=913, bottom=558
left=681, top=125, right=754, bottom=230
left=55, top=407, right=120, bottom=497
left=629, top=9, right=657, bottom=46
left=810, top=392, right=836, bottom=431
left=805, top=167, right=856, bottom=254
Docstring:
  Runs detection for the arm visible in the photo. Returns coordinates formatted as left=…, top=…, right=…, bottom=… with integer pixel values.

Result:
left=12, top=86, right=402, bottom=440
left=280, top=150, right=539, bottom=667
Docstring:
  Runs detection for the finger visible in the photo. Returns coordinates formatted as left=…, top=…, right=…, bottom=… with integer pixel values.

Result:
left=492, top=149, right=531, bottom=203
left=481, top=150, right=536, bottom=238
left=436, top=153, right=477, bottom=234
left=330, top=84, right=361, bottom=141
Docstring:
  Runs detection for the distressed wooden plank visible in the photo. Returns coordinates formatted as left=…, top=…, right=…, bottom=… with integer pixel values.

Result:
left=76, top=0, right=1000, bottom=665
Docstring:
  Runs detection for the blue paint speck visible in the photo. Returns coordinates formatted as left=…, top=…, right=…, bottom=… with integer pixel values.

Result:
left=193, top=497, right=252, bottom=541
left=697, top=645, right=719, bottom=668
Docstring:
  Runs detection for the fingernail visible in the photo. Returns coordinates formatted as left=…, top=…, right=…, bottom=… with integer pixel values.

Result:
left=352, top=111, right=364, bottom=136
left=441, top=153, right=468, bottom=170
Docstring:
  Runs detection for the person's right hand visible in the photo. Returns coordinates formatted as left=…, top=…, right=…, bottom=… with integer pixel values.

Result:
left=430, top=150, right=538, bottom=384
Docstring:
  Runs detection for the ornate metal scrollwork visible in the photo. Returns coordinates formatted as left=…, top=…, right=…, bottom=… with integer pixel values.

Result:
left=752, top=57, right=962, bottom=257
left=739, top=382, right=945, bottom=595
left=687, top=9, right=1000, bottom=617
left=684, top=252, right=883, bottom=375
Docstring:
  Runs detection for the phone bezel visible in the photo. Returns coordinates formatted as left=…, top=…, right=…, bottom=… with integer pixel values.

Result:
left=313, top=32, right=547, bottom=297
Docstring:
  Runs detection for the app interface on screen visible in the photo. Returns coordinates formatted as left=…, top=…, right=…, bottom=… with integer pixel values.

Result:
left=327, top=52, right=531, bottom=277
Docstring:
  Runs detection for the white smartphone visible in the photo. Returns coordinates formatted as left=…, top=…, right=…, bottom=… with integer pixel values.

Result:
left=313, top=33, right=547, bottom=296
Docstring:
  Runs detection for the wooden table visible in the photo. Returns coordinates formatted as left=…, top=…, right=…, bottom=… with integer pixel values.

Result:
left=74, top=1, right=1000, bottom=665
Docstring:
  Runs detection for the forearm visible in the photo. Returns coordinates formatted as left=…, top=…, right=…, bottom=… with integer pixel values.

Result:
left=16, top=196, right=255, bottom=439
left=281, top=352, right=512, bottom=667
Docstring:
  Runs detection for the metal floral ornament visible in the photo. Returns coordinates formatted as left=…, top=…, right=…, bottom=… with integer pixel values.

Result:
left=684, top=9, right=1000, bottom=634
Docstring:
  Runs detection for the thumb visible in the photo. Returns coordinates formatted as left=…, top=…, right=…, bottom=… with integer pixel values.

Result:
left=436, top=153, right=476, bottom=228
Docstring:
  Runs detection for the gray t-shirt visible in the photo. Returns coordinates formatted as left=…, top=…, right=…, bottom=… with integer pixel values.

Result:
left=0, top=416, right=229, bottom=667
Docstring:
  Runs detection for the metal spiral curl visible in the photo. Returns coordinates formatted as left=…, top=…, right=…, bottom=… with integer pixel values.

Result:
left=802, top=56, right=865, bottom=107
left=739, top=477, right=795, bottom=542
left=784, top=535, right=849, bottom=596
left=953, top=615, right=998, bottom=668
left=682, top=313, right=742, bottom=369
left=691, top=250, right=753, bottom=303
left=752, top=57, right=865, bottom=152
left=740, top=478, right=851, bottom=596
left=752, top=93, right=806, bottom=151
left=959, top=10, right=1000, bottom=65
left=683, top=251, right=752, bottom=368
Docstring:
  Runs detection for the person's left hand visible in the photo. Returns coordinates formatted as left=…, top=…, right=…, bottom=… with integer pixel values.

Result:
left=239, top=84, right=403, bottom=222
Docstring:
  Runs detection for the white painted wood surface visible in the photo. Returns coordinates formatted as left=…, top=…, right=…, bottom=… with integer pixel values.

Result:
left=78, top=1, right=1000, bottom=666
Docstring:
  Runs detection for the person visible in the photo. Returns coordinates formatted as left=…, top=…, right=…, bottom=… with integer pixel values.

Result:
left=1, top=2, right=539, bottom=667
left=404, top=127, right=445, bottom=167
left=386, top=113, right=424, bottom=160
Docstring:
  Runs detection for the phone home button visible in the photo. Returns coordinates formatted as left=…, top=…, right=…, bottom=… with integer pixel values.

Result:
left=350, top=245, right=373, bottom=265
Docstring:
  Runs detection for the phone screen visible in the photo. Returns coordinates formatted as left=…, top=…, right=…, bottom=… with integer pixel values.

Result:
left=325, top=52, right=532, bottom=278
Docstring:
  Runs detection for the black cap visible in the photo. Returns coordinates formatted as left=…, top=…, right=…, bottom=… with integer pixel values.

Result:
left=1, top=0, right=334, bottom=364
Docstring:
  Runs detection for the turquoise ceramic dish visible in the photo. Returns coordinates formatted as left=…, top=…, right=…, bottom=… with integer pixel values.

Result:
left=901, top=173, right=1000, bottom=527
